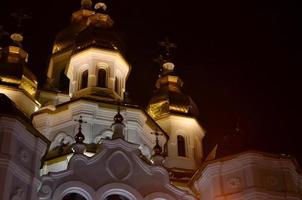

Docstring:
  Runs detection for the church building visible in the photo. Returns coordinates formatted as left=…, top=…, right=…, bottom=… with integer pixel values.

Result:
left=0, top=1, right=301, bottom=200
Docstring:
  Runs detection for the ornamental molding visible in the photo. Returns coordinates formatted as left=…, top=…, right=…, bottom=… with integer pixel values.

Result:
left=39, top=139, right=195, bottom=200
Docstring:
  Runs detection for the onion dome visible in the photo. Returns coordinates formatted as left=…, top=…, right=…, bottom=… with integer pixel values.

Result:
left=111, top=106, right=125, bottom=139
left=147, top=40, right=198, bottom=119
left=47, top=3, right=125, bottom=92
left=72, top=116, right=86, bottom=154
left=150, top=132, right=164, bottom=166
left=114, top=111, right=124, bottom=124
left=0, top=33, right=38, bottom=97
left=153, top=140, right=163, bottom=155
left=147, top=61, right=199, bottom=119
left=51, top=10, right=94, bottom=54
left=74, top=116, right=86, bottom=143
left=75, top=127, right=85, bottom=144
left=52, top=2, right=123, bottom=55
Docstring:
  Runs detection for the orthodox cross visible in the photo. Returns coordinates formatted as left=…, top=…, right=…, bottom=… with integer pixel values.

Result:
left=11, top=10, right=31, bottom=30
left=74, top=116, right=87, bottom=143
left=153, top=54, right=164, bottom=66
left=158, top=38, right=177, bottom=57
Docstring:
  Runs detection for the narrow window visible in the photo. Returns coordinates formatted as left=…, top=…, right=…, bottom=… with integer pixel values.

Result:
left=115, top=77, right=120, bottom=94
left=97, top=68, right=107, bottom=87
left=80, top=70, right=88, bottom=89
left=62, top=193, right=86, bottom=200
left=177, top=135, right=186, bottom=157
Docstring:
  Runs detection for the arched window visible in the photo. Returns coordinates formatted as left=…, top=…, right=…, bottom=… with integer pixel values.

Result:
left=105, top=194, right=129, bottom=200
left=62, top=193, right=86, bottom=200
left=80, top=70, right=88, bottom=89
left=115, top=77, right=120, bottom=94
left=177, top=135, right=186, bottom=157
left=97, top=68, right=107, bottom=87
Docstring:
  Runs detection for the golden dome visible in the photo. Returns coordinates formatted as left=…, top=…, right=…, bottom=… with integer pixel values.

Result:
left=52, top=8, right=119, bottom=55
left=147, top=67, right=199, bottom=119
left=0, top=45, right=38, bottom=97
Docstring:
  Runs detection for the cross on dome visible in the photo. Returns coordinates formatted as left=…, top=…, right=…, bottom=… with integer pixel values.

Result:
left=151, top=131, right=163, bottom=155
left=158, top=37, right=177, bottom=58
left=10, top=10, right=31, bottom=30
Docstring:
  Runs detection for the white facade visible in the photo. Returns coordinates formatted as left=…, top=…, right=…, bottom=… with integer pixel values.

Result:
left=38, top=139, right=196, bottom=200
left=192, top=151, right=302, bottom=200
left=1, top=2, right=302, bottom=200
left=32, top=98, right=167, bottom=174
left=156, top=115, right=205, bottom=171
left=0, top=96, right=48, bottom=200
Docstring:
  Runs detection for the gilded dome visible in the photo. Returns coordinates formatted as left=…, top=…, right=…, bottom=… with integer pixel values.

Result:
left=147, top=68, right=199, bottom=119
left=0, top=45, right=38, bottom=96
left=52, top=9, right=122, bottom=55
left=52, top=9, right=94, bottom=54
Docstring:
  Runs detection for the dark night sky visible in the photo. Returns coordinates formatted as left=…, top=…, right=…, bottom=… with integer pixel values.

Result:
left=0, top=0, right=301, bottom=162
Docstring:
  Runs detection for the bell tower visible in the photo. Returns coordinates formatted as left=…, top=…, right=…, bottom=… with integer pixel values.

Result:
left=147, top=39, right=205, bottom=181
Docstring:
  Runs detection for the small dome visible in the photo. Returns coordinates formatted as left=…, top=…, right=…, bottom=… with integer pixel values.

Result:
left=74, top=24, right=124, bottom=53
left=153, top=143, right=162, bottom=155
left=114, top=112, right=124, bottom=124
left=0, top=46, right=38, bottom=96
left=52, top=10, right=123, bottom=55
left=147, top=74, right=199, bottom=119
left=75, top=130, right=85, bottom=143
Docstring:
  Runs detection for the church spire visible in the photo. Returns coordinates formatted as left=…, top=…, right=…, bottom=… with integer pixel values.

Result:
left=10, top=10, right=31, bottom=48
left=158, top=38, right=177, bottom=62
left=147, top=39, right=199, bottom=119
left=72, top=116, right=87, bottom=154
left=156, top=38, right=177, bottom=76
left=150, top=131, right=165, bottom=166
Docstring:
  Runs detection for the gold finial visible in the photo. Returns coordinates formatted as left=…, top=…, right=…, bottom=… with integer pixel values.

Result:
left=94, top=2, right=107, bottom=12
left=10, top=10, right=31, bottom=48
left=81, top=0, right=93, bottom=10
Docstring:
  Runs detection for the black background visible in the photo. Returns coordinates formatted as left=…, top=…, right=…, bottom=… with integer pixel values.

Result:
left=0, top=0, right=301, bottom=163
